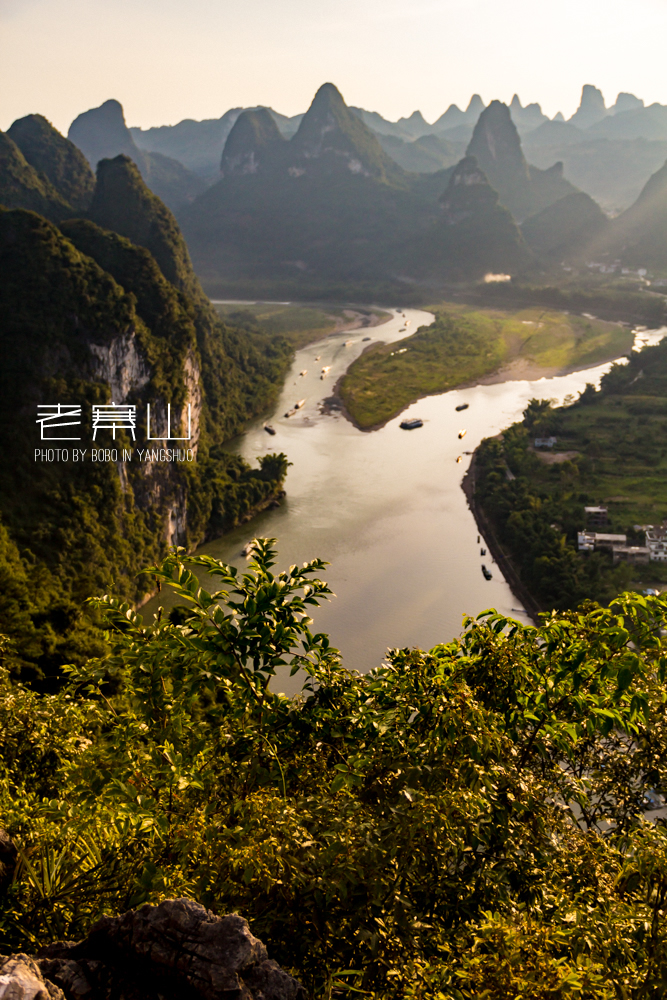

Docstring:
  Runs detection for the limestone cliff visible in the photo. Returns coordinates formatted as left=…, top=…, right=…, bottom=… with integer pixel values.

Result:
left=0, top=205, right=291, bottom=684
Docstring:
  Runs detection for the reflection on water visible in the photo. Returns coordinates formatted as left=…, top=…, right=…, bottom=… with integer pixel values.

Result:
left=146, top=309, right=666, bottom=691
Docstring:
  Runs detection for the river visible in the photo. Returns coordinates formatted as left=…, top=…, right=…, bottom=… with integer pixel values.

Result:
left=147, top=308, right=666, bottom=692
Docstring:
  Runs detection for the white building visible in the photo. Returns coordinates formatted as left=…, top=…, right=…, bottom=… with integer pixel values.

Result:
left=646, top=526, right=667, bottom=562
left=578, top=531, right=627, bottom=552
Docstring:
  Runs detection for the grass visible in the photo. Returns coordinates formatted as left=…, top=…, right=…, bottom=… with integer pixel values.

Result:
left=474, top=336, right=667, bottom=608
left=539, top=396, right=667, bottom=537
left=212, top=302, right=389, bottom=350
left=339, top=302, right=634, bottom=429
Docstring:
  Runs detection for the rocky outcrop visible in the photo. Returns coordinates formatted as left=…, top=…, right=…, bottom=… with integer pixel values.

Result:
left=88, top=331, right=151, bottom=404
left=0, top=899, right=306, bottom=1000
left=466, top=101, right=577, bottom=221
left=0, top=954, right=65, bottom=1000
left=221, top=110, right=286, bottom=178
left=569, top=85, right=607, bottom=130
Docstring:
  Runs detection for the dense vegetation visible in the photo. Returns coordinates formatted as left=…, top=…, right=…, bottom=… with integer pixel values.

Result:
left=0, top=131, right=72, bottom=222
left=2, top=541, right=667, bottom=997
left=7, top=114, right=96, bottom=213
left=468, top=274, right=667, bottom=322
left=474, top=335, right=667, bottom=610
left=213, top=302, right=390, bottom=350
left=0, top=101, right=336, bottom=694
left=0, top=191, right=295, bottom=685
left=339, top=305, right=632, bottom=429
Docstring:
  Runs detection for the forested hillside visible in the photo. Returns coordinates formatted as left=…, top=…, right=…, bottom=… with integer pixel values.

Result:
left=474, top=336, right=667, bottom=610
left=0, top=121, right=296, bottom=686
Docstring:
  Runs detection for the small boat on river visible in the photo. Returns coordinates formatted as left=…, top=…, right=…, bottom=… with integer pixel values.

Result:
left=456, top=403, right=469, bottom=412
left=241, top=541, right=255, bottom=557
left=481, top=565, right=492, bottom=580
left=400, top=418, right=423, bottom=430
left=299, top=370, right=307, bottom=376
left=458, top=429, right=467, bottom=439
left=263, top=423, right=276, bottom=435
left=295, top=399, right=306, bottom=409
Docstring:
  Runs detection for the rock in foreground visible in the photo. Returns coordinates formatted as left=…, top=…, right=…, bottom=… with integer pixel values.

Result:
left=0, top=899, right=306, bottom=1000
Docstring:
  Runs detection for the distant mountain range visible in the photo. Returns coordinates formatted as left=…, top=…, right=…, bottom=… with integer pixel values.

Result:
left=90, top=85, right=662, bottom=216
left=176, top=84, right=548, bottom=288
left=68, top=99, right=207, bottom=212
left=4, top=81, right=667, bottom=297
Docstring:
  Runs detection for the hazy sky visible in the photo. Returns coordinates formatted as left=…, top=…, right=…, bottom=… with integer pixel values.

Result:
left=2, top=0, right=667, bottom=133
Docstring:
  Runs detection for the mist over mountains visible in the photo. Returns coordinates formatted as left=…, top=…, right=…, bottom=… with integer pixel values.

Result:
left=3, top=79, right=667, bottom=299
left=121, top=83, right=667, bottom=215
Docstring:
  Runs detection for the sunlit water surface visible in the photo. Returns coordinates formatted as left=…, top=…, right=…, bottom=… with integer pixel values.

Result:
left=147, top=309, right=666, bottom=691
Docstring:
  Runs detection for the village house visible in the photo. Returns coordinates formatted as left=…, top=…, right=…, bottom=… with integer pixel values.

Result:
left=645, top=525, right=667, bottom=562
left=577, top=531, right=627, bottom=552
left=612, top=545, right=650, bottom=566
left=534, top=436, right=557, bottom=449
left=585, top=506, right=608, bottom=528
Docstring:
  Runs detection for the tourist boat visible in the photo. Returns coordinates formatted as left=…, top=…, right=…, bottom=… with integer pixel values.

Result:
left=400, top=418, right=423, bottom=430
left=481, top=564, right=492, bottom=580
left=284, top=408, right=297, bottom=418
left=321, top=366, right=331, bottom=374
left=363, top=336, right=371, bottom=341
left=480, top=548, right=486, bottom=556
left=456, top=403, right=469, bottom=412
left=344, top=339, right=354, bottom=346
left=263, top=423, right=276, bottom=435
left=241, top=541, right=255, bottom=557
left=456, top=456, right=462, bottom=463
left=299, top=370, right=308, bottom=376
left=295, top=399, right=306, bottom=409
left=458, top=429, right=467, bottom=439
left=315, top=356, right=321, bottom=361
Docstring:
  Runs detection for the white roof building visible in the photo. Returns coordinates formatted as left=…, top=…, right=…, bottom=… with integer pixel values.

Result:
left=646, top=526, right=667, bottom=562
left=578, top=531, right=627, bottom=552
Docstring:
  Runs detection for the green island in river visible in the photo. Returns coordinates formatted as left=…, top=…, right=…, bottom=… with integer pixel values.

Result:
left=338, top=303, right=634, bottom=429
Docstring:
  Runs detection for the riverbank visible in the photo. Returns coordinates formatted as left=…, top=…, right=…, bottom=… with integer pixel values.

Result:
left=146, top=305, right=655, bottom=677
left=213, top=301, right=392, bottom=350
left=470, top=330, right=667, bottom=611
left=336, top=303, right=633, bottom=430
left=461, top=451, right=542, bottom=625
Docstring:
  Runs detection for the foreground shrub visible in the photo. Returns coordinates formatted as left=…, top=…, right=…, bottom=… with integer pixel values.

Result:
left=2, top=540, right=667, bottom=997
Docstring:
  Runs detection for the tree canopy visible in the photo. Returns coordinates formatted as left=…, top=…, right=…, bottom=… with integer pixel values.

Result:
left=2, top=541, right=667, bottom=997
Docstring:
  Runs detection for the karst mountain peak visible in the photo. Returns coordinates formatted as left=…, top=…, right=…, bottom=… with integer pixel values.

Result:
left=221, top=108, right=286, bottom=177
